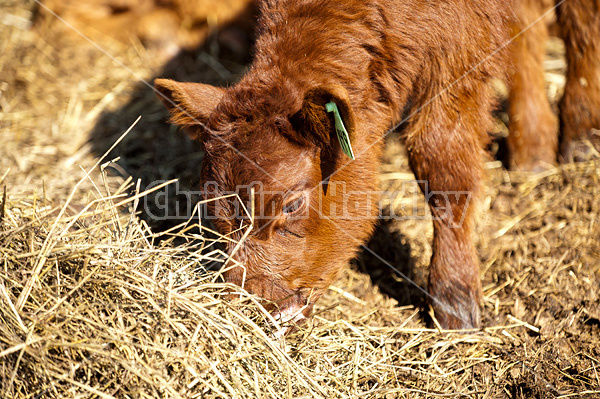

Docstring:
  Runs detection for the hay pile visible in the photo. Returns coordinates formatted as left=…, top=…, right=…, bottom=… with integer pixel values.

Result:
left=1, top=1, right=599, bottom=397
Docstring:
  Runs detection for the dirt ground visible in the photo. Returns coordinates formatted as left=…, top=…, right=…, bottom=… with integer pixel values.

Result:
left=1, top=1, right=599, bottom=398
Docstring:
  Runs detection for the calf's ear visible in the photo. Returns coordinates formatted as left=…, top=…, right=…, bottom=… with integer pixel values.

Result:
left=154, top=78, right=225, bottom=139
left=290, top=85, right=356, bottom=188
left=290, top=85, right=355, bottom=151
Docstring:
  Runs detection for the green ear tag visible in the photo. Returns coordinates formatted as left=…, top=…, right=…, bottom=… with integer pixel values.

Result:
left=325, top=101, right=355, bottom=160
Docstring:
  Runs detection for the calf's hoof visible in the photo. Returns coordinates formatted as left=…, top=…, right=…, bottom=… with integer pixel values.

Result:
left=429, top=294, right=482, bottom=330
left=512, top=159, right=555, bottom=173
left=559, top=133, right=600, bottom=163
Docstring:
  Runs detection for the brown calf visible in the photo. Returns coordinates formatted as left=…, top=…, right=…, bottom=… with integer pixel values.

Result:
left=508, top=0, right=600, bottom=170
left=36, top=0, right=254, bottom=57
left=156, top=0, right=513, bottom=330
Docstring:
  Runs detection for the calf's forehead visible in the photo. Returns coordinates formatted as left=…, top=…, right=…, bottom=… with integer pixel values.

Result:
left=205, top=134, right=318, bottom=193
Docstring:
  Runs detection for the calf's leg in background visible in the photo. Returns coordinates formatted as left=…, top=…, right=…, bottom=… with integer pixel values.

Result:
left=556, top=0, right=600, bottom=162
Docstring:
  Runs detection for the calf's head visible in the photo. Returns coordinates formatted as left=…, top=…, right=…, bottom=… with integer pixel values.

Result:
left=155, top=78, right=378, bottom=323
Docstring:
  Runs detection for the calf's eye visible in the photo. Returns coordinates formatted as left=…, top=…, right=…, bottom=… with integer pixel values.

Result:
left=283, top=195, right=306, bottom=215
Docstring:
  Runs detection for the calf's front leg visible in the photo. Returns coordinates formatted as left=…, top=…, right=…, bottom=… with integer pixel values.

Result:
left=405, top=92, right=489, bottom=329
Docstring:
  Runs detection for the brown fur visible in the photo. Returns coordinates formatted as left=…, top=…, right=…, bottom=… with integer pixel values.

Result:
left=507, top=0, right=600, bottom=169
left=556, top=0, right=600, bottom=161
left=507, top=0, right=558, bottom=170
left=156, top=0, right=514, bottom=329
left=35, top=0, right=255, bottom=57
